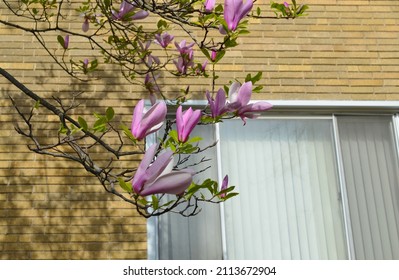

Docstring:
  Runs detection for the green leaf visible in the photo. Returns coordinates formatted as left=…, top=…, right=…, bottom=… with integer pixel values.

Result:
left=215, top=4, right=223, bottom=13
left=245, top=73, right=252, bottom=83
left=245, top=72, right=263, bottom=84
left=201, top=115, right=216, bottom=124
left=57, top=35, right=65, bottom=49
left=214, top=50, right=226, bottom=63
left=78, top=116, right=88, bottom=131
left=59, top=124, right=69, bottom=134
left=179, top=144, right=199, bottom=154
left=137, top=198, right=148, bottom=206
left=89, top=59, right=98, bottom=71
left=186, top=183, right=202, bottom=198
left=253, top=85, right=263, bottom=93
left=238, top=30, right=250, bottom=35
left=297, top=5, right=309, bottom=16
left=103, top=0, right=111, bottom=9
left=161, top=199, right=176, bottom=208
left=157, top=19, right=167, bottom=29
left=70, top=123, right=80, bottom=134
left=93, top=112, right=102, bottom=119
left=223, top=192, right=239, bottom=200
left=93, top=118, right=107, bottom=132
left=187, top=136, right=202, bottom=144
left=118, top=178, right=132, bottom=193
left=120, top=124, right=136, bottom=143
left=200, top=48, right=210, bottom=60
left=33, top=100, right=40, bottom=109
left=218, top=186, right=235, bottom=195
left=223, top=85, right=229, bottom=94
left=106, top=107, right=114, bottom=121
left=169, top=130, right=178, bottom=142
left=224, top=38, right=238, bottom=48
left=151, top=195, right=159, bottom=210
left=253, top=71, right=263, bottom=83
left=256, top=7, right=261, bottom=16
left=203, top=14, right=215, bottom=23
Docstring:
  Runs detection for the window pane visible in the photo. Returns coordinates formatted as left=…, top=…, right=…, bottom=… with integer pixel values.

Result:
left=219, top=119, right=348, bottom=259
left=337, top=116, right=399, bottom=259
left=156, top=125, right=223, bottom=259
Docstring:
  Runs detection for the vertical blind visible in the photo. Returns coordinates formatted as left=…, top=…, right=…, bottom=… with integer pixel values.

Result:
left=219, top=119, right=347, bottom=259
left=154, top=115, right=399, bottom=260
left=157, top=125, right=223, bottom=259
left=337, top=116, right=399, bottom=259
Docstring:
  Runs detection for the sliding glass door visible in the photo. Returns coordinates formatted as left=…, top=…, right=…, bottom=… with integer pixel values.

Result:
left=152, top=115, right=399, bottom=260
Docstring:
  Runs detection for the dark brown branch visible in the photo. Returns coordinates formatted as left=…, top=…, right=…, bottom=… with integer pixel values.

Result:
left=0, top=67, right=141, bottom=158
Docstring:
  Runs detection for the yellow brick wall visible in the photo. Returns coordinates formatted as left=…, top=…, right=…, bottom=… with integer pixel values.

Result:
left=0, top=3, right=148, bottom=259
left=1, top=0, right=399, bottom=259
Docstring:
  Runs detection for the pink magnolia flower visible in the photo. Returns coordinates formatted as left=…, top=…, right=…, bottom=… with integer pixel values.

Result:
left=111, top=0, right=149, bottom=21
left=146, top=54, right=161, bottom=67
left=64, top=35, right=70, bottom=49
left=201, top=60, right=208, bottom=72
left=195, top=60, right=208, bottom=75
left=175, top=40, right=195, bottom=55
left=227, top=81, right=272, bottom=124
left=154, top=32, right=174, bottom=48
left=211, top=50, right=217, bottom=61
left=219, top=25, right=227, bottom=35
left=227, top=81, right=252, bottom=110
left=206, top=88, right=228, bottom=118
left=131, top=99, right=167, bottom=141
left=138, top=40, right=160, bottom=67
left=223, top=0, right=253, bottom=31
left=176, top=106, right=201, bottom=143
left=205, top=0, right=216, bottom=11
left=82, top=18, right=90, bottom=32
left=82, top=58, right=89, bottom=71
left=132, top=144, right=194, bottom=196
left=237, top=102, right=273, bottom=123
left=144, top=73, right=160, bottom=105
left=220, top=175, right=229, bottom=198
left=173, top=40, right=195, bottom=74
left=173, top=57, right=190, bottom=74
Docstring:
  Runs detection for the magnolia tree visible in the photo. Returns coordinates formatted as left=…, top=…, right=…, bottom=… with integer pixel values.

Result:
left=0, top=0, right=308, bottom=217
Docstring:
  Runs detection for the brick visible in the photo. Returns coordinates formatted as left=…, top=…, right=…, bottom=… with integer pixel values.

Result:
left=29, top=251, right=72, bottom=260
left=352, top=79, right=385, bottom=87
left=0, top=63, right=35, bottom=70
left=0, top=234, right=20, bottom=242
left=68, top=251, right=109, bottom=259
left=278, top=65, right=313, bottom=72
left=0, top=251, right=31, bottom=260
left=108, top=250, right=146, bottom=260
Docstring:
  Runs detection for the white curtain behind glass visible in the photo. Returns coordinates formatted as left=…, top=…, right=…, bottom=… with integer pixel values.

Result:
left=337, top=116, right=399, bottom=260
left=219, top=119, right=348, bottom=259
left=157, top=125, right=223, bottom=259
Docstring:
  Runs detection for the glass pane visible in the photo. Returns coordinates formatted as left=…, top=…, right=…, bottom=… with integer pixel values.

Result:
left=337, top=116, right=399, bottom=260
left=156, top=125, right=223, bottom=259
left=219, top=119, right=348, bottom=259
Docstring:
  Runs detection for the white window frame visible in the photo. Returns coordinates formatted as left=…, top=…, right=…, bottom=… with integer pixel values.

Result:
left=147, top=100, right=399, bottom=260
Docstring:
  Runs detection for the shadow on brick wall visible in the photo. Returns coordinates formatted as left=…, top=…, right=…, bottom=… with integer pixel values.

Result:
left=0, top=64, right=147, bottom=260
